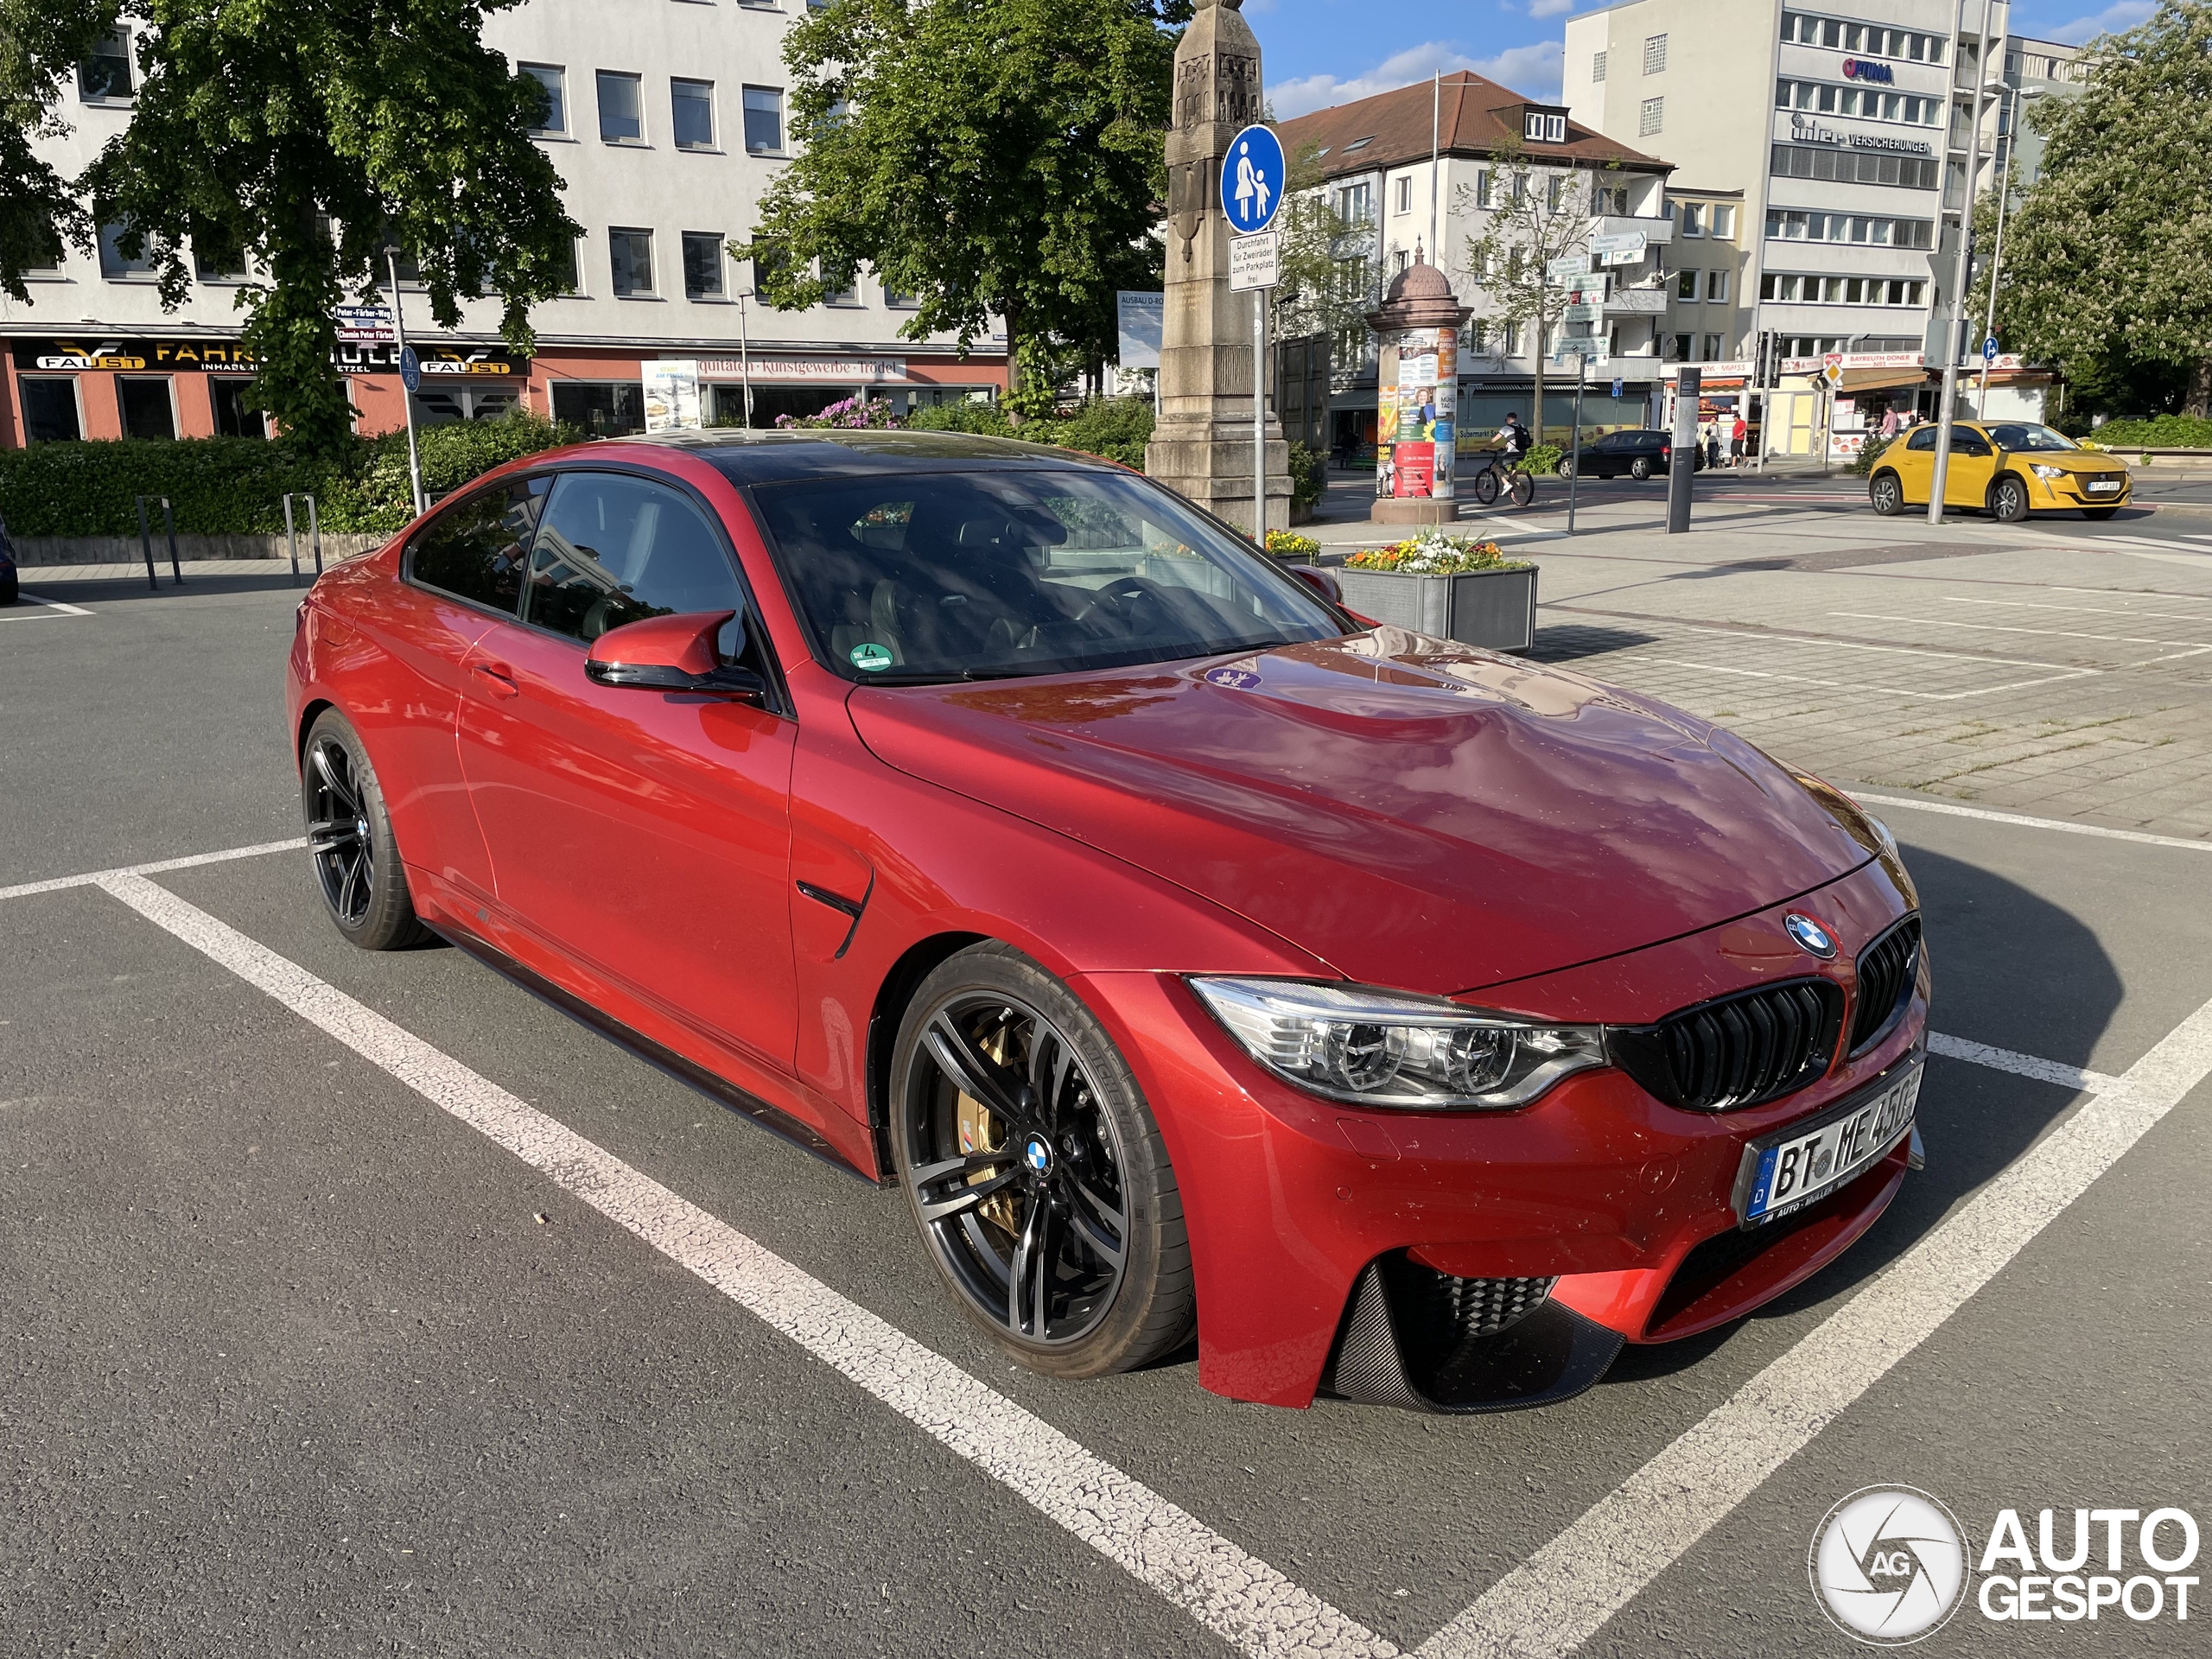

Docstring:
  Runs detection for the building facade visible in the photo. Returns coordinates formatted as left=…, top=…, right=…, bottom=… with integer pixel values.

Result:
left=2, top=0, right=1006, bottom=450
left=1275, top=71, right=1675, bottom=454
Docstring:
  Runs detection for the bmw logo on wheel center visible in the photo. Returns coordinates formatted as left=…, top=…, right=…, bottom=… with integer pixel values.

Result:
left=1786, top=912, right=1839, bottom=958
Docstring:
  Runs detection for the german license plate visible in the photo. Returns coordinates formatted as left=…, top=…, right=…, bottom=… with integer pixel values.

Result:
left=1734, top=1057, right=1922, bottom=1228
left=2087, top=479, right=2121, bottom=493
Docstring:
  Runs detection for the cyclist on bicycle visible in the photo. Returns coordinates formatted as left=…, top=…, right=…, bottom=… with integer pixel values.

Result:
left=1497, top=412, right=1529, bottom=461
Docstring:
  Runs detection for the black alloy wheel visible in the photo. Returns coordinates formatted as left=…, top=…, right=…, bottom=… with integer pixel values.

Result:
left=302, top=708, right=430, bottom=950
left=1991, top=474, right=2031, bottom=524
left=1869, top=472, right=1904, bottom=517
left=892, top=944, right=1193, bottom=1378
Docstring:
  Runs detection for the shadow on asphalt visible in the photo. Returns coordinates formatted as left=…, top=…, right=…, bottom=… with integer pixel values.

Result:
left=1528, top=622, right=1660, bottom=662
left=18, top=569, right=319, bottom=603
left=1605, top=842, right=2121, bottom=1386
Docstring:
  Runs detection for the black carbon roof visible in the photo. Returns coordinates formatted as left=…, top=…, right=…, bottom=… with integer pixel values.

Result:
left=600, top=428, right=1124, bottom=485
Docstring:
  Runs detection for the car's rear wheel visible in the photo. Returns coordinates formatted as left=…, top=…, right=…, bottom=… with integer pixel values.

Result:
left=1630, top=456, right=1654, bottom=480
left=891, top=944, right=1193, bottom=1378
left=1991, top=474, right=2031, bottom=524
left=1556, top=456, right=1576, bottom=480
left=2082, top=506, right=2120, bottom=519
left=302, top=708, right=431, bottom=950
left=1869, top=471, right=1904, bottom=517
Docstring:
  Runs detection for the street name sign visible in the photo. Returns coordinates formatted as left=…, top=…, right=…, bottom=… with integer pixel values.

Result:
left=1564, top=302, right=1605, bottom=323
left=1228, top=232, right=1281, bottom=292
left=335, top=305, right=396, bottom=344
left=1547, top=253, right=1593, bottom=281
left=1589, top=231, right=1646, bottom=260
left=1220, top=124, right=1286, bottom=237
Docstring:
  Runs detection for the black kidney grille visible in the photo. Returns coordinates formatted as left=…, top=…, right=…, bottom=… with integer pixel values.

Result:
left=1613, top=978, right=1845, bottom=1112
left=1848, top=915, right=1922, bottom=1054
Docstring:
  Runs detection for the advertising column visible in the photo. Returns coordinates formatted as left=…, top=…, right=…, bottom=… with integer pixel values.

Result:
left=1365, top=257, right=1471, bottom=525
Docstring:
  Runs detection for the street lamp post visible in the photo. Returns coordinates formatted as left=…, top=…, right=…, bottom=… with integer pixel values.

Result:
left=1976, top=86, right=2039, bottom=417
left=1927, top=5, right=2000, bottom=527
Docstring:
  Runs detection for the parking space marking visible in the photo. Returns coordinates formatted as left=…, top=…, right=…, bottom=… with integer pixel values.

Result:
left=1416, top=991, right=2212, bottom=1659
left=1831, top=608, right=2212, bottom=652
left=1853, top=792, right=2212, bottom=852
left=1624, top=651, right=2093, bottom=702
left=0, top=836, right=308, bottom=903
left=3, top=594, right=95, bottom=619
left=1946, top=595, right=2212, bottom=623
left=1925, top=1031, right=2117, bottom=1095
left=88, top=870, right=1397, bottom=1659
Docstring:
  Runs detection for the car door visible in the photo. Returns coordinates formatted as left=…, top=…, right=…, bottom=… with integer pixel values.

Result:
left=1945, top=425, right=1998, bottom=508
left=372, top=474, right=550, bottom=900
left=456, top=467, right=799, bottom=1074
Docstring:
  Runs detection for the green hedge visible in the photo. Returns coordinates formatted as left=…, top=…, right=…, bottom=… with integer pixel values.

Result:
left=0, top=411, right=579, bottom=538
left=2087, top=414, right=2212, bottom=449
left=906, top=396, right=1155, bottom=469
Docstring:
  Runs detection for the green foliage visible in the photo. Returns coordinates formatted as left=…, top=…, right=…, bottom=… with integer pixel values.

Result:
left=67, top=1, right=579, bottom=454
left=0, top=0, right=106, bottom=299
left=1980, top=3, right=2212, bottom=417
left=907, top=399, right=1018, bottom=438
left=0, top=410, right=575, bottom=537
left=2087, top=414, right=2212, bottom=448
left=909, top=395, right=1152, bottom=467
left=744, top=0, right=1178, bottom=401
left=1287, top=439, right=1325, bottom=510
left=1522, top=443, right=1563, bottom=476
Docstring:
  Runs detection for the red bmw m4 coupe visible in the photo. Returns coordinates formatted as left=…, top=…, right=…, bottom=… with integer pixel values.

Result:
left=286, top=430, right=1928, bottom=1413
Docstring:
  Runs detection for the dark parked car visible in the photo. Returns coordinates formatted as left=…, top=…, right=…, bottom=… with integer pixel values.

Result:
left=1558, top=429, right=1706, bottom=480
left=0, top=514, right=18, bottom=605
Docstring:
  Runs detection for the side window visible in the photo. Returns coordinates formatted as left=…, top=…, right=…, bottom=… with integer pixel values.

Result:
left=1953, top=431, right=1991, bottom=457
left=1905, top=427, right=1937, bottom=452
left=523, top=471, right=747, bottom=652
left=405, top=476, right=549, bottom=614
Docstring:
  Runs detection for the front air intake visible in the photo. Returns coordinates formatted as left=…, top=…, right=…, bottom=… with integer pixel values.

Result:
left=1610, top=978, right=1845, bottom=1112
left=1847, top=914, right=1922, bottom=1056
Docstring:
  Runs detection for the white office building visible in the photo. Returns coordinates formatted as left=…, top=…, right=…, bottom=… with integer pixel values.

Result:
left=3, top=0, right=1006, bottom=448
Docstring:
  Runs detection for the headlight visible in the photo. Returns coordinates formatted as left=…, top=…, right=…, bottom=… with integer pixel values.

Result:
left=1188, top=977, right=1606, bottom=1110
left=2029, top=463, right=2066, bottom=480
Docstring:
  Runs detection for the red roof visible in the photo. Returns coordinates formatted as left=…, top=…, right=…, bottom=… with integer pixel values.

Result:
left=1274, top=70, right=1669, bottom=181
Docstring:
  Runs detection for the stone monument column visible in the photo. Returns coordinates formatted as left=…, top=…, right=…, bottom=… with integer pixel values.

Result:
left=1143, top=0, right=1292, bottom=539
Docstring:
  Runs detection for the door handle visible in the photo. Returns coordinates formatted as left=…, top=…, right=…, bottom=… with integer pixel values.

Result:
left=473, top=661, right=518, bottom=700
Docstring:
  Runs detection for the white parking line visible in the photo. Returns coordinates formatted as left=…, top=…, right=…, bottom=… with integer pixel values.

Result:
left=1830, top=608, right=2211, bottom=651
left=1418, top=991, right=2212, bottom=1659
left=0, top=837, right=308, bottom=903
left=1925, top=1031, right=2117, bottom=1094
left=89, top=871, right=1397, bottom=1659
left=1624, top=652, right=2093, bottom=702
left=1945, top=596, right=2212, bottom=624
left=2, top=594, right=95, bottom=618
left=1853, top=793, right=2212, bottom=852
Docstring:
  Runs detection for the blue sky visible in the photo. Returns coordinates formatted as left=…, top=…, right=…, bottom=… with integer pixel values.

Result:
left=1253, top=0, right=2158, bottom=118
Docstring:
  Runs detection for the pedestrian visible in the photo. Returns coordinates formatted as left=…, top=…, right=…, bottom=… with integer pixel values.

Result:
left=1730, top=412, right=1747, bottom=467
left=1703, top=423, right=1719, bottom=471
left=1880, top=405, right=1900, bottom=442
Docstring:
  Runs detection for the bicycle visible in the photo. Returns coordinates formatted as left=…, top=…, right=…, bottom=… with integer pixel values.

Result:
left=1467, top=449, right=1535, bottom=508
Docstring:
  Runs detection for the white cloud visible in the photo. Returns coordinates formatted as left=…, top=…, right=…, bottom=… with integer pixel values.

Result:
left=1528, top=0, right=1578, bottom=17
left=1270, top=40, right=1564, bottom=119
left=2041, top=1, right=2152, bottom=44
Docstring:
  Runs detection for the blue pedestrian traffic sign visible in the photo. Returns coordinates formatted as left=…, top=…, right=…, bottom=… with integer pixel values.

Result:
left=1219, top=124, right=1286, bottom=237
left=1612, top=378, right=1624, bottom=399
left=399, top=346, right=422, bottom=394
left=1982, top=335, right=1999, bottom=364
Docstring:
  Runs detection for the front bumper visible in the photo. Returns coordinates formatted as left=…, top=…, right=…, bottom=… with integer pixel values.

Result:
left=2030, top=469, right=2132, bottom=508
left=1074, top=856, right=1925, bottom=1409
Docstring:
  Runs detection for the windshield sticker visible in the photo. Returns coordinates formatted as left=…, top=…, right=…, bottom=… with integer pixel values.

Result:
left=849, top=643, right=895, bottom=673
left=1205, top=666, right=1262, bottom=690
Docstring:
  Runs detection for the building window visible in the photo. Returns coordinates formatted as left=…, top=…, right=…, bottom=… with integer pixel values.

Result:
left=1702, top=334, right=1725, bottom=361
left=1669, top=334, right=1691, bottom=361
left=1706, top=269, right=1730, bottom=302
left=883, top=285, right=918, bottom=308
left=98, top=221, right=156, bottom=279
left=682, top=232, right=724, bottom=299
left=211, top=381, right=267, bottom=439
left=553, top=237, right=582, bottom=295
left=1709, top=204, right=1736, bottom=239
left=1643, top=35, right=1667, bottom=75
left=20, top=378, right=82, bottom=442
left=521, top=64, right=566, bottom=137
left=1592, top=50, right=1607, bottom=83
left=597, top=71, right=644, bottom=143
left=1639, top=97, right=1663, bottom=137
left=551, top=382, right=646, bottom=439
left=823, top=277, right=861, bottom=307
left=118, top=378, right=176, bottom=441
left=671, top=79, right=715, bottom=149
left=609, top=227, right=655, bottom=296
left=79, top=29, right=134, bottom=101
left=1476, top=169, right=1496, bottom=209
left=1679, top=202, right=1704, bottom=237
left=1770, top=143, right=1941, bottom=190
left=1394, top=175, right=1412, bottom=214
left=742, top=86, right=784, bottom=153
left=1675, top=268, right=1699, bottom=301
left=1334, top=181, right=1371, bottom=226
left=1503, top=321, right=1523, bottom=356
left=1523, top=110, right=1567, bottom=143
left=1547, top=175, right=1565, bottom=210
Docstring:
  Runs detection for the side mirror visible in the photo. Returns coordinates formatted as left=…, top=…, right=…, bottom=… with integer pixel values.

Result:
left=585, top=609, right=766, bottom=703
left=1287, top=563, right=1343, bottom=604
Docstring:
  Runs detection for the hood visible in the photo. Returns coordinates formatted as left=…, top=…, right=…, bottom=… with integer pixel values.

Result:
left=848, top=629, right=1874, bottom=995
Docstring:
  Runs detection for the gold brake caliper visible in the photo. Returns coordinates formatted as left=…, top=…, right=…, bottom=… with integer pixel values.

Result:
left=956, top=1014, right=1021, bottom=1236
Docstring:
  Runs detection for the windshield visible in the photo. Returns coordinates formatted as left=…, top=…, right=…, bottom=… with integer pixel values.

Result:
left=1984, top=423, right=2077, bottom=453
left=751, top=467, right=1346, bottom=683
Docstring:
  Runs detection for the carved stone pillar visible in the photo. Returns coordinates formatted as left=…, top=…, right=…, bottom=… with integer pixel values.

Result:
left=1142, top=0, right=1292, bottom=538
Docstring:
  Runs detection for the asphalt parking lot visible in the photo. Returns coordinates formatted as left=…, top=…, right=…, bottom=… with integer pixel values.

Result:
left=5, top=504, right=2209, bottom=1656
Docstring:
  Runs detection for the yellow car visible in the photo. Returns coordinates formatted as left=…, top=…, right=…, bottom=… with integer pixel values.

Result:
left=1867, top=421, right=2133, bottom=521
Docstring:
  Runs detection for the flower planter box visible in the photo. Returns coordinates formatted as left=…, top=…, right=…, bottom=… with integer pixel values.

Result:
left=1334, top=563, right=1537, bottom=653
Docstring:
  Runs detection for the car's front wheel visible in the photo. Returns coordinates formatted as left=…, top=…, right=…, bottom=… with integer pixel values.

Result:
left=1869, top=471, right=1904, bottom=517
left=1991, top=474, right=2031, bottom=524
left=302, top=708, right=431, bottom=950
left=891, top=943, right=1193, bottom=1378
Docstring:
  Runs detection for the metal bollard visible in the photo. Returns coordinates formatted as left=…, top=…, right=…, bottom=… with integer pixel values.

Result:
left=307, top=493, right=322, bottom=576
left=283, top=493, right=301, bottom=586
left=136, top=495, right=158, bottom=591
left=162, top=496, right=183, bottom=584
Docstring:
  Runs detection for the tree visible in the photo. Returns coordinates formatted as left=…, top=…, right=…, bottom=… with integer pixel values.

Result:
left=1976, top=2, right=2212, bottom=418
left=0, top=1, right=109, bottom=299
left=742, top=0, right=1184, bottom=419
left=1459, top=141, right=1602, bottom=445
left=71, top=1, right=579, bottom=454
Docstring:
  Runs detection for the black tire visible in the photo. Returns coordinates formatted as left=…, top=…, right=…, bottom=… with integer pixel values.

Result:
left=1505, top=470, right=1535, bottom=508
left=2082, top=506, right=2120, bottom=520
left=891, top=943, right=1193, bottom=1379
left=1630, top=456, right=1654, bottom=480
left=1471, top=466, right=1500, bottom=506
left=302, top=708, right=431, bottom=950
left=1869, top=472, right=1904, bottom=517
left=1991, top=474, right=2031, bottom=524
